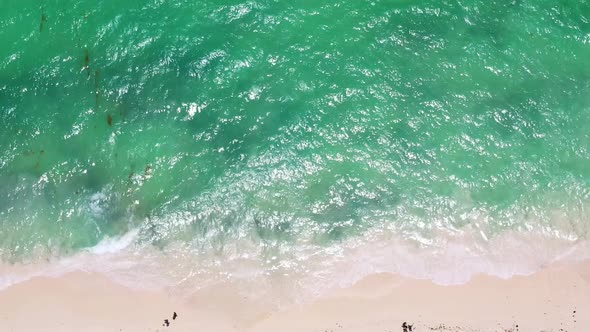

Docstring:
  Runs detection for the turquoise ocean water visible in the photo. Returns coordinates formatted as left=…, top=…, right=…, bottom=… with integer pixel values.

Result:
left=1, top=0, right=590, bottom=290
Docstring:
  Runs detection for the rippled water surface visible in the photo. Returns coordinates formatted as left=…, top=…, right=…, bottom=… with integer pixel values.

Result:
left=1, top=0, right=590, bottom=286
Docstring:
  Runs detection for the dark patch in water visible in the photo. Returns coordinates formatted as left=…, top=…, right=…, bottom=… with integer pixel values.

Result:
left=39, top=14, right=47, bottom=32
left=84, top=49, right=90, bottom=77
left=39, top=2, right=47, bottom=32
left=107, top=114, right=113, bottom=126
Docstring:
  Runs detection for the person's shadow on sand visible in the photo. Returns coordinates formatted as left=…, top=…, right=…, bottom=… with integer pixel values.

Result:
left=162, top=312, right=178, bottom=327
left=402, top=322, right=413, bottom=332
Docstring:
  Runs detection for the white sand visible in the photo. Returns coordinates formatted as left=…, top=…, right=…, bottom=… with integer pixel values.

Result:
left=0, top=262, right=588, bottom=332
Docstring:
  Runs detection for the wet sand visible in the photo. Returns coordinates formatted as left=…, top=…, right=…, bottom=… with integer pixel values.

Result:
left=0, top=261, right=588, bottom=332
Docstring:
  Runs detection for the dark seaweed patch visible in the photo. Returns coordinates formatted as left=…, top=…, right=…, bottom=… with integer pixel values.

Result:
left=39, top=2, right=47, bottom=32
left=39, top=13, right=47, bottom=32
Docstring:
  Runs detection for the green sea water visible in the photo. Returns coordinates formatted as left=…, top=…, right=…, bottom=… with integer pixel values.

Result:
left=1, top=0, right=590, bottom=268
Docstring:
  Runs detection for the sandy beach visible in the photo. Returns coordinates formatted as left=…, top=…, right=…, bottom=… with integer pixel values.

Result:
left=0, top=261, right=588, bottom=332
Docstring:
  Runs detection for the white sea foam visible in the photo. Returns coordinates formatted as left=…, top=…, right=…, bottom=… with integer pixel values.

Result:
left=1, top=225, right=589, bottom=305
left=0, top=229, right=143, bottom=291
left=87, top=229, right=139, bottom=255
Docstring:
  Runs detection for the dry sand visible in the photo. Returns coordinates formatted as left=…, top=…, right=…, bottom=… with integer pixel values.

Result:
left=0, top=261, right=589, bottom=332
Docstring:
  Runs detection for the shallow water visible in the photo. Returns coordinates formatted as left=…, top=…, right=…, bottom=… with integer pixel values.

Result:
left=1, top=0, right=590, bottom=291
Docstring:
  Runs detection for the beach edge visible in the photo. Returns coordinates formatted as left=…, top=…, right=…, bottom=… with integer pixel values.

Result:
left=0, top=261, right=588, bottom=332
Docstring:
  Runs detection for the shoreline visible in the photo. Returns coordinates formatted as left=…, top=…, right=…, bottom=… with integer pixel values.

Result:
left=0, top=261, right=588, bottom=331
